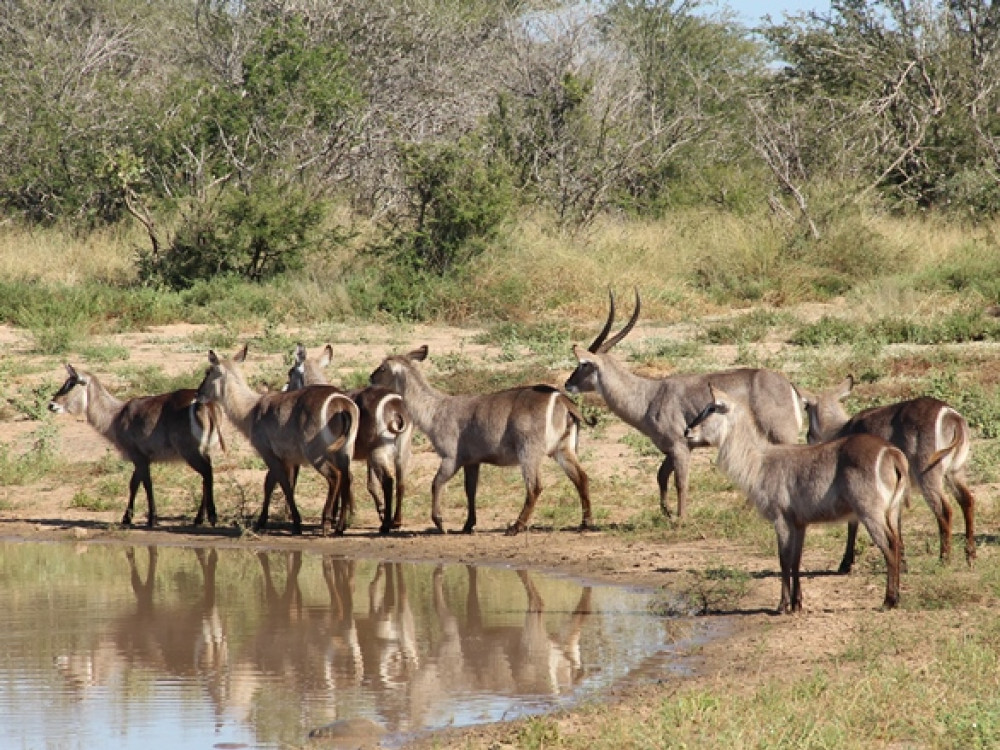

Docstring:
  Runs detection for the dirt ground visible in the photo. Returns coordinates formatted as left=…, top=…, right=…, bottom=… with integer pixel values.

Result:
left=0, top=319, right=967, bottom=748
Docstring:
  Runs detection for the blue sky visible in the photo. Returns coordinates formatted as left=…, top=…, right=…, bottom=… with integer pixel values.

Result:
left=720, top=0, right=830, bottom=25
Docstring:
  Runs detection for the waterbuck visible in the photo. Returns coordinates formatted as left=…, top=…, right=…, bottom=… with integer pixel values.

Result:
left=48, top=364, right=224, bottom=527
left=803, top=375, right=975, bottom=571
left=564, top=290, right=803, bottom=518
left=684, top=385, right=907, bottom=613
left=369, top=345, right=592, bottom=535
left=285, top=343, right=413, bottom=534
left=196, top=345, right=359, bottom=536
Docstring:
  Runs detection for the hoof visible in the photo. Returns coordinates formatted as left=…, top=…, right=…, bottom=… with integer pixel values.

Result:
left=505, top=522, right=525, bottom=537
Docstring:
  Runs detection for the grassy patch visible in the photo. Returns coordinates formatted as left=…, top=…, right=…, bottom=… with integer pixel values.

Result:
left=792, top=310, right=1000, bottom=347
left=69, top=490, right=118, bottom=513
left=700, top=308, right=797, bottom=345
left=0, top=425, right=58, bottom=484
left=474, top=320, right=582, bottom=362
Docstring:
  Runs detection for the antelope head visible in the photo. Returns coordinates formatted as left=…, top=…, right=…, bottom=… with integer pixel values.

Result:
left=370, top=345, right=428, bottom=391
left=197, top=344, right=248, bottom=403
left=683, top=385, right=734, bottom=446
left=801, top=375, right=854, bottom=444
left=284, top=343, right=333, bottom=392
left=49, top=364, right=91, bottom=415
left=564, top=288, right=641, bottom=396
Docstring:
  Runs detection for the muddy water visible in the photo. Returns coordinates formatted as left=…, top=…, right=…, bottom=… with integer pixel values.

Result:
left=0, top=540, right=712, bottom=749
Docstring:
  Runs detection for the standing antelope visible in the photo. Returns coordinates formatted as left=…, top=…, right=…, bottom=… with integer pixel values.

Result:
left=369, top=345, right=592, bottom=535
left=803, top=375, right=976, bottom=571
left=285, top=343, right=413, bottom=534
left=196, top=345, right=358, bottom=536
left=684, top=385, right=907, bottom=613
left=565, top=290, right=803, bottom=517
left=48, top=364, right=224, bottom=528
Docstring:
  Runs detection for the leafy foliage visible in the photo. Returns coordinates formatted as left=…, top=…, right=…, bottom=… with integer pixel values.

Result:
left=365, top=138, right=514, bottom=318
left=137, top=181, right=326, bottom=289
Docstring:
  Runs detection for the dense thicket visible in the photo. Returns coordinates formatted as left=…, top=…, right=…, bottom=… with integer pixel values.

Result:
left=0, top=0, right=997, bottom=291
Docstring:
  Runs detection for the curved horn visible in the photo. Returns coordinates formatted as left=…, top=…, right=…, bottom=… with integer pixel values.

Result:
left=587, top=288, right=617, bottom=353
left=598, top=288, right=641, bottom=353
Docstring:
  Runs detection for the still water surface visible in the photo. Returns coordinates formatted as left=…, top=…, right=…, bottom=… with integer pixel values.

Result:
left=0, top=540, right=709, bottom=749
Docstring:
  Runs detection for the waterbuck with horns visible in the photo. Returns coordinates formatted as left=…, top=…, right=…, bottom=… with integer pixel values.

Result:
left=285, top=343, right=414, bottom=534
left=685, top=385, right=907, bottom=613
left=564, top=289, right=803, bottom=518
left=368, top=345, right=592, bottom=535
left=803, top=375, right=975, bottom=571
left=196, top=345, right=359, bottom=536
left=48, top=364, right=225, bottom=528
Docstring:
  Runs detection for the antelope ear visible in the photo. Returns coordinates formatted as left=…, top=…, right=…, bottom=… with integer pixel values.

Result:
left=319, top=344, right=334, bottom=368
left=293, top=343, right=307, bottom=365
left=408, top=345, right=429, bottom=362
left=798, top=389, right=815, bottom=408
left=208, top=350, right=221, bottom=366
left=66, top=363, right=89, bottom=385
left=234, top=343, right=249, bottom=363
left=708, top=384, right=732, bottom=412
left=836, top=375, right=855, bottom=401
left=572, top=344, right=597, bottom=365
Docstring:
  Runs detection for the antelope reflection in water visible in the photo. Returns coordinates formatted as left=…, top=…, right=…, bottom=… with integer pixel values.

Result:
left=54, top=546, right=229, bottom=711
left=52, top=546, right=599, bottom=736
left=407, top=565, right=591, bottom=727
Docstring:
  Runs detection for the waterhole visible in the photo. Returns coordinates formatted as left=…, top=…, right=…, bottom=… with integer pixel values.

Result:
left=0, top=540, right=713, bottom=748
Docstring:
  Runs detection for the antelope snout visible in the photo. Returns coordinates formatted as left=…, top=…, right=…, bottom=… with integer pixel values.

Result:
left=47, top=401, right=63, bottom=414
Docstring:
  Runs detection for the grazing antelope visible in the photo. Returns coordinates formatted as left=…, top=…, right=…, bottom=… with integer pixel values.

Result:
left=565, top=290, right=803, bottom=518
left=369, top=345, right=592, bottom=535
left=285, top=343, right=413, bottom=534
left=48, top=364, right=224, bottom=528
left=196, top=345, right=359, bottom=536
left=685, top=385, right=907, bottom=613
left=803, top=375, right=975, bottom=571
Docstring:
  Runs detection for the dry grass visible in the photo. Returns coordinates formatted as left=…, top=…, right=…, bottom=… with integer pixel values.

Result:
left=0, top=222, right=139, bottom=284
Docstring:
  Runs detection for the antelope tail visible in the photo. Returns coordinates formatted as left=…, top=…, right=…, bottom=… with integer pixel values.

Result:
left=923, top=432, right=964, bottom=475
left=204, top=400, right=226, bottom=453
left=888, top=449, right=910, bottom=528
left=564, top=395, right=597, bottom=428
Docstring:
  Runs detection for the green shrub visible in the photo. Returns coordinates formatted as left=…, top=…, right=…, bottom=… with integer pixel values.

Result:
left=138, top=182, right=327, bottom=290
left=366, top=138, right=514, bottom=319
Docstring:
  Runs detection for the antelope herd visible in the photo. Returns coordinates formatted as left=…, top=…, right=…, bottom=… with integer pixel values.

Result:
left=47, top=290, right=981, bottom=613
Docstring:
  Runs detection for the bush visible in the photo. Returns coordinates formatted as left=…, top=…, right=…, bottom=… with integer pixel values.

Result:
left=138, top=182, right=327, bottom=290
left=366, top=139, right=514, bottom=319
